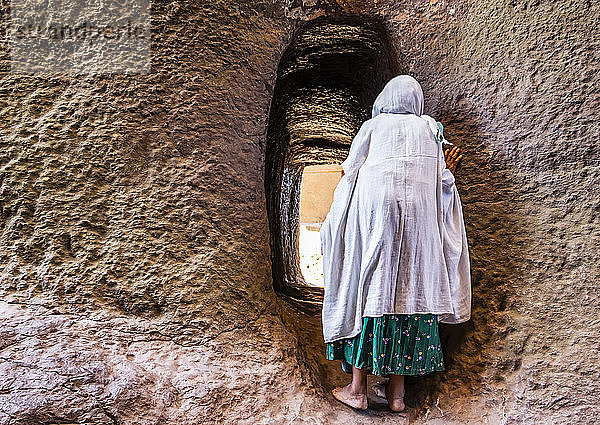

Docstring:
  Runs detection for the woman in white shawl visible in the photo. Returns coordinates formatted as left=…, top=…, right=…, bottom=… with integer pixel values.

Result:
left=320, top=75, right=471, bottom=411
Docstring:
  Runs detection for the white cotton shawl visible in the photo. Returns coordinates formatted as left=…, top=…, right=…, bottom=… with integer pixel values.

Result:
left=320, top=75, right=472, bottom=344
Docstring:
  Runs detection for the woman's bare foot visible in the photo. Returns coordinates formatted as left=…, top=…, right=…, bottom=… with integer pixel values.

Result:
left=385, top=375, right=406, bottom=412
left=332, top=383, right=368, bottom=410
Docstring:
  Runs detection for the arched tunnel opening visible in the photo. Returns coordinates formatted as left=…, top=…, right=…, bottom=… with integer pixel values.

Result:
left=265, top=15, right=399, bottom=315
left=264, top=17, right=473, bottom=405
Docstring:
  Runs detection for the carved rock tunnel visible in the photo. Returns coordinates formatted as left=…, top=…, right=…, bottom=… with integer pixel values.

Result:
left=265, top=15, right=398, bottom=315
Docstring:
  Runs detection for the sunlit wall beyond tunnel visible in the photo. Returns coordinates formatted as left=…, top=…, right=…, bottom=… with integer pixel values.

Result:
left=264, top=15, right=398, bottom=314
left=298, top=164, right=343, bottom=287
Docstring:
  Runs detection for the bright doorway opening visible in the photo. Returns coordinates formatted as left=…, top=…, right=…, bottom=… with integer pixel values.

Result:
left=298, top=164, right=343, bottom=287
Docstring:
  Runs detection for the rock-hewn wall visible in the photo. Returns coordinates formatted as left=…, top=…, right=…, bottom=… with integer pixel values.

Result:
left=1, top=0, right=599, bottom=423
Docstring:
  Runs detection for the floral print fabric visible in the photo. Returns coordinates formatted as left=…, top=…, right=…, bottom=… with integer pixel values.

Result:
left=326, top=314, right=445, bottom=377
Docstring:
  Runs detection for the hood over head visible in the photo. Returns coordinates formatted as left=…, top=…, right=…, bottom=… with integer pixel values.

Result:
left=371, top=75, right=424, bottom=118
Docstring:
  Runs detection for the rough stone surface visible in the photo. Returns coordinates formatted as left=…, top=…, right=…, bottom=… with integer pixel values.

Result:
left=1, top=0, right=599, bottom=423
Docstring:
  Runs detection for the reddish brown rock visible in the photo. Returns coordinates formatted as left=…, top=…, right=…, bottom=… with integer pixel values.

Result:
left=1, top=0, right=599, bottom=423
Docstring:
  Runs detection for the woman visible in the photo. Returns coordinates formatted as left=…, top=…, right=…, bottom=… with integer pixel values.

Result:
left=319, top=75, right=471, bottom=412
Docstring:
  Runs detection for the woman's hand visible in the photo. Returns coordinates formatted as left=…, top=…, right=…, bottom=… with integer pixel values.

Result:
left=444, top=146, right=463, bottom=174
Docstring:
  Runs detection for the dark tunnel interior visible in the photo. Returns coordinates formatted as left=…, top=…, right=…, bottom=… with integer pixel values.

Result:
left=264, top=15, right=399, bottom=315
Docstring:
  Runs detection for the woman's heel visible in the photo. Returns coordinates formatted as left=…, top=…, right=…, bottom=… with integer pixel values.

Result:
left=385, top=377, right=406, bottom=412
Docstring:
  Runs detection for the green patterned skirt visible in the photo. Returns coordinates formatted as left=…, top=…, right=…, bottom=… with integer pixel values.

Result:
left=326, top=314, right=445, bottom=377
